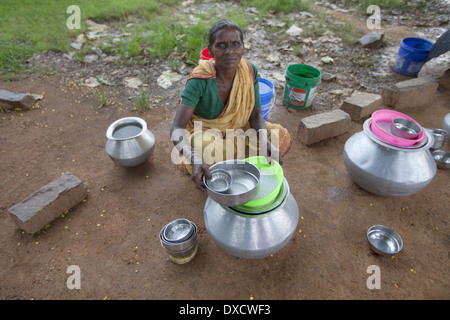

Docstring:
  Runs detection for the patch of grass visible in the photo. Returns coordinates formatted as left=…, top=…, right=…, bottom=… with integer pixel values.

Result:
left=0, top=0, right=317, bottom=80
left=244, top=0, right=311, bottom=15
left=133, top=89, right=151, bottom=112
left=345, top=0, right=403, bottom=9
left=0, top=42, right=33, bottom=80
left=344, top=0, right=427, bottom=11
left=331, top=21, right=361, bottom=44
left=301, top=11, right=328, bottom=38
left=93, top=89, right=109, bottom=108
left=0, top=0, right=178, bottom=79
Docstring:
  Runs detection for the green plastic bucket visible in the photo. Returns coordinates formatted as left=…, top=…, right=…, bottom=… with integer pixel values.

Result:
left=283, top=64, right=321, bottom=109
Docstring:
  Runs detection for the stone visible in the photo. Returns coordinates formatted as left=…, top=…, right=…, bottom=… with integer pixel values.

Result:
left=0, top=90, right=42, bottom=110
left=83, top=54, right=98, bottom=63
left=381, top=77, right=439, bottom=109
left=8, top=173, right=87, bottom=234
left=70, top=42, right=82, bottom=50
left=439, top=68, right=450, bottom=91
left=341, top=91, right=383, bottom=120
left=357, top=31, right=385, bottom=49
left=297, top=110, right=351, bottom=145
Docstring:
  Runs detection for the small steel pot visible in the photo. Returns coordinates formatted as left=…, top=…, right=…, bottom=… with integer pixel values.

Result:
left=105, top=117, right=155, bottom=167
left=426, top=128, right=447, bottom=150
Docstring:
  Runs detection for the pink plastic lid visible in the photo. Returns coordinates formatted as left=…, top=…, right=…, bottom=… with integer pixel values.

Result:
left=370, top=109, right=425, bottom=147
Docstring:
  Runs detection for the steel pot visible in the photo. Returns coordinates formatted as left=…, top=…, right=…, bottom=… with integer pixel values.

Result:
left=343, top=119, right=436, bottom=197
left=105, top=117, right=155, bottom=167
left=442, top=113, right=450, bottom=143
left=204, top=178, right=299, bottom=259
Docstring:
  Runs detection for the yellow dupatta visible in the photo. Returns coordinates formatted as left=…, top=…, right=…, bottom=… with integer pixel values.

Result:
left=180, top=57, right=292, bottom=170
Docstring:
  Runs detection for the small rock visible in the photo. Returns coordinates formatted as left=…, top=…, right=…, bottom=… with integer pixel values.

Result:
left=286, top=25, right=303, bottom=37
left=83, top=54, right=98, bottom=63
left=85, top=77, right=100, bottom=88
left=125, top=77, right=143, bottom=89
left=357, top=31, right=385, bottom=49
left=438, top=68, right=450, bottom=91
left=182, top=0, right=195, bottom=7
left=86, top=19, right=108, bottom=32
left=272, top=72, right=285, bottom=82
left=63, top=53, right=74, bottom=60
left=156, top=71, right=181, bottom=89
left=322, top=72, right=336, bottom=82
left=70, top=42, right=82, bottom=50
left=0, top=90, right=43, bottom=110
left=266, top=53, right=280, bottom=63
left=321, top=56, right=334, bottom=64
left=75, top=33, right=85, bottom=43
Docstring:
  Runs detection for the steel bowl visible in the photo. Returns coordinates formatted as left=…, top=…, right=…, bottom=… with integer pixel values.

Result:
left=160, top=220, right=198, bottom=255
left=432, top=150, right=450, bottom=170
left=390, top=117, right=422, bottom=139
left=163, top=219, right=194, bottom=243
left=204, top=160, right=260, bottom=207
left=426, top=128, right=447, bottom=150
left=205, top=169, right=232, bottom=192
left=367, top=225, right=403, bottom=256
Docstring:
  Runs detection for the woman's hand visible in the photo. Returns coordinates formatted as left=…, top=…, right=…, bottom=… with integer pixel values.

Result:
left=191, top=155, right=212, bottom=192
left=265, top=139, right=282, bottom=165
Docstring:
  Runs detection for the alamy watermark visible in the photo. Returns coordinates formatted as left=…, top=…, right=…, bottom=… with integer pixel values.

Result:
left=366, top=265, right=381, bottom=289
left=66, top=265, right=81, bottom=289
left=66, top=5, right=81, bottom=30
left=170, top=121, right=280, bottom=166
left=366, top=5, right=381, bottom=30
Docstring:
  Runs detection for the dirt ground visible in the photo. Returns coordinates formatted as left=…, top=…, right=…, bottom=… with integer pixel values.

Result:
left=1, top=3, right=449, bottom=300
left=1, top=71, right=449, bottom=301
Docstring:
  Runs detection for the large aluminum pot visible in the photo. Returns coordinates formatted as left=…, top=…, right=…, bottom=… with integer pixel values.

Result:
left=204, top=178, right=299, bottom=259
left=105, top=117, right=155, bottom=167
left=442, top=113, right=450, bottom=145
left=343, top=119, right=436, bottom=197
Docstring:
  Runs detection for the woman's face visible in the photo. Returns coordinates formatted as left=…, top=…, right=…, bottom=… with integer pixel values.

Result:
left=209, top=27, right=244, bottom=70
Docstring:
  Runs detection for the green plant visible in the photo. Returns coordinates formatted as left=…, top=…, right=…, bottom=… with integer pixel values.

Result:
left=0, top=0, right=179, bottom=78
left=94, top=89, right=109, bottom=107
left=133, top=90, right=151, bottom=112
left=244, top=0, right=311, bottom=15
left=331, top=21, right=361, bottom=44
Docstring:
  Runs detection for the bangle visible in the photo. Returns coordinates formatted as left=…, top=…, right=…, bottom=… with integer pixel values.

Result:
left=184, top=148, right=201, bottom=164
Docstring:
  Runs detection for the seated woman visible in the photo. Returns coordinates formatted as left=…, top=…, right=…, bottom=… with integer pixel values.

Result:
left=170, top=19, right=292, bottom=191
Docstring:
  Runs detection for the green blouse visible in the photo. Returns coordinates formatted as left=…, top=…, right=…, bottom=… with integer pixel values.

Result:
left=180, top=62, right=261, bottom=119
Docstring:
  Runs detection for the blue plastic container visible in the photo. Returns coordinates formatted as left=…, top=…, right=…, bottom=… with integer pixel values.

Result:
left=259, top=78, right=274, bottom=120
left=393, top=37, right=434, bottom=76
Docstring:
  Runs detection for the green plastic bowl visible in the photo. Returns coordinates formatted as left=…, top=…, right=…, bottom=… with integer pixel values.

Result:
left=239, top=156, right=284, bottom=208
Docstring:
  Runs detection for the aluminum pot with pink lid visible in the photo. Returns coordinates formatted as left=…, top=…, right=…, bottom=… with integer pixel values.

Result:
left=343, top=118, right=436, bottom=197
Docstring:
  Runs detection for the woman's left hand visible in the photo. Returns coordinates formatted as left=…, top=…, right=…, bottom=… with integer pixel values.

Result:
left=191, top=156, right=212, bottom=192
